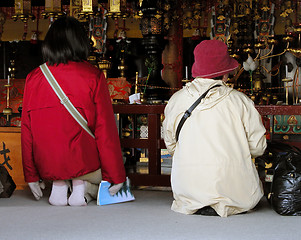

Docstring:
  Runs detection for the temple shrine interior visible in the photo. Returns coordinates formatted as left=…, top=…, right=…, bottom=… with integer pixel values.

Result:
left=0, top=0, right=301, bottom=188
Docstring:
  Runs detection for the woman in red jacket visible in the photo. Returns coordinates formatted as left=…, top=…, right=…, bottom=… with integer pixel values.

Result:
left=21, top=16, right=126, bottom=206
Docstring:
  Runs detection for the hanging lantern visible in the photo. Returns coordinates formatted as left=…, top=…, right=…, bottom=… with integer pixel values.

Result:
left=70, top=0, right=98, bottom=22
left=78, top=0, right=98, bottom=21
left=82, top=0, right=98, bottom=14
left=106, top=0, right=127, bottom=19
left=109, top=0, right=121, bottom=13
left=14, top=0, right=31, bottom=15
left=82, top=0, right=94, bottom=12
left=70, top=0, right=82, bottom=18
left=45, top=0, right=61, bottom=12
left=42, top=0, right=64, bottom=22
left=12, top=0, right=34, bottom=23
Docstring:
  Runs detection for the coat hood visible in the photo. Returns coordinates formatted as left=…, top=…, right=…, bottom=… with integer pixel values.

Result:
left=182, top=77, right=233, bottom=110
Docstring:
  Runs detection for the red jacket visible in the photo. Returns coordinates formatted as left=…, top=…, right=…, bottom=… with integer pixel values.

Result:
left=21, top=61, right=126, bottom=184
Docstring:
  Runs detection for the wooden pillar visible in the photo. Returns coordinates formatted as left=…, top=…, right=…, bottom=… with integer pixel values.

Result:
left=162, top=15, right=183, bottom=92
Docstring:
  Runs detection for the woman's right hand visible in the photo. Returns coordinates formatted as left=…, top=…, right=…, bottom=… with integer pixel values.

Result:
left=108, top=182, right=124, bottom=196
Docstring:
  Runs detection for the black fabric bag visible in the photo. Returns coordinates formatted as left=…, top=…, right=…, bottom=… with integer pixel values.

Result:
left=0, top=165, right=16, bottom=198
left=256, top=142, right=301, bottom=216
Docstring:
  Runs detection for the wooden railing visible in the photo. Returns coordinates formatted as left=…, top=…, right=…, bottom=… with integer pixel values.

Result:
left=113, top=104, right=301, bottom=187
left=113, top=104, right=168, bottom=186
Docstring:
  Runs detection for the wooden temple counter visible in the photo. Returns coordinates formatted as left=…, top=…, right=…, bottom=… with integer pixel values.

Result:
left=113, top=104, right=301, bottom=187
left=1, top=105, right=300, bottom=189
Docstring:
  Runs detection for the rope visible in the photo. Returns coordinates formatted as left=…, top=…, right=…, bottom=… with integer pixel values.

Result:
left=135, top=83, right=301, bottom=93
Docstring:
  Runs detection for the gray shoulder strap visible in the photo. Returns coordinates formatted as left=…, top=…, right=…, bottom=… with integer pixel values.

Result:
left=40, top=63, right=95, bottom=139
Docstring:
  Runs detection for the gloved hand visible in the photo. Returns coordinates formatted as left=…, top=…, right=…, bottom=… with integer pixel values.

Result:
left=28, top=181, right=46, bottom=200
left=109, top=182, right=124, bottom=196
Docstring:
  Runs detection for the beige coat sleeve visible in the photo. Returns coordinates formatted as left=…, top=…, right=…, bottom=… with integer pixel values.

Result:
left=163, top=102, right=177, bottom=155
left=242, top=98, right=267, bottom=158
left=163, top=91, right=187, bottom=155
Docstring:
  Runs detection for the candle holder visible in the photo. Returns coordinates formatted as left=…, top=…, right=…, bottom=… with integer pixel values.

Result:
left=134, top=72, right=139, bottom=94
left=282, top=78, right=293, bottom=105
left=182, top=79, right=191, bottom=85
left=98, top=59, right=112, bottom=79
left=139, top=92, right=147, bottom=104
left=118, top=59, right=127, bottom=78
left=3, top=83, right=12, bottom=123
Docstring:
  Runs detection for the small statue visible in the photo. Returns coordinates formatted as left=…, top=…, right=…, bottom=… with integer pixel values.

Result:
left=116, top=30, right=131, bottom=61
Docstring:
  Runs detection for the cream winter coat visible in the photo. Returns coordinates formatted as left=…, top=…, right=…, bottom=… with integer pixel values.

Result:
left=163, top=78, right=267, bottom=217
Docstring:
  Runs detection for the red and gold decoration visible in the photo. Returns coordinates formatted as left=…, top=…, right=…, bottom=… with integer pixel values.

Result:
left=254, top=0, right=275, bottom=43
left=274, top=115, right=301, bottom=134
left=92, top=7, right=108, bottom=57
left=107, top=77, right=131, bottom=101
left=210, top=0, right=231, bottom=43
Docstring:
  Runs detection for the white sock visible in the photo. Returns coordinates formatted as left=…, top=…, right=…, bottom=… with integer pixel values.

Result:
left=49, top=180, right=68, bottom=206
left=68, top=180, right=87, bottom=206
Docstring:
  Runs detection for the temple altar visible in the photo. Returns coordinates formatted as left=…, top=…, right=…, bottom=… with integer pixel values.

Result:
left=0, top=77, right=301, bottom=188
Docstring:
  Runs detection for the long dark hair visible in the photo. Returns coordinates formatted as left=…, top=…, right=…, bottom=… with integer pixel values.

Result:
left=42, top=16, right=90, bottom=66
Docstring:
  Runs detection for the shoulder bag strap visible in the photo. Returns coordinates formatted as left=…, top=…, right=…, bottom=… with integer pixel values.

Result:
left=40, top=63, right=95, bottom=139
left=175, top=84, right=221, bottom=142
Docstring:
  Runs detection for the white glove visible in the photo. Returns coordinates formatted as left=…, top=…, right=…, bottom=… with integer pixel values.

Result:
left=109, top=182, right=124, bottom=196
left=28, top=181, right=46, bottom=200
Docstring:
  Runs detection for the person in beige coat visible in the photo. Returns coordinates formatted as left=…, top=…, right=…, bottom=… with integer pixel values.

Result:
left=163, top=40, right=267, bottom=217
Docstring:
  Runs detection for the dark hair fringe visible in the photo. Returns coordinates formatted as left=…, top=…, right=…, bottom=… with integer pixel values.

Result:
left=42, top=16, right=90, bottom=65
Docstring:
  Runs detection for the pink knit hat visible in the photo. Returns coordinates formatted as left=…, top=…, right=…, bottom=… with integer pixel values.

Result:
left=191, top=40, right=239, bottom=78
